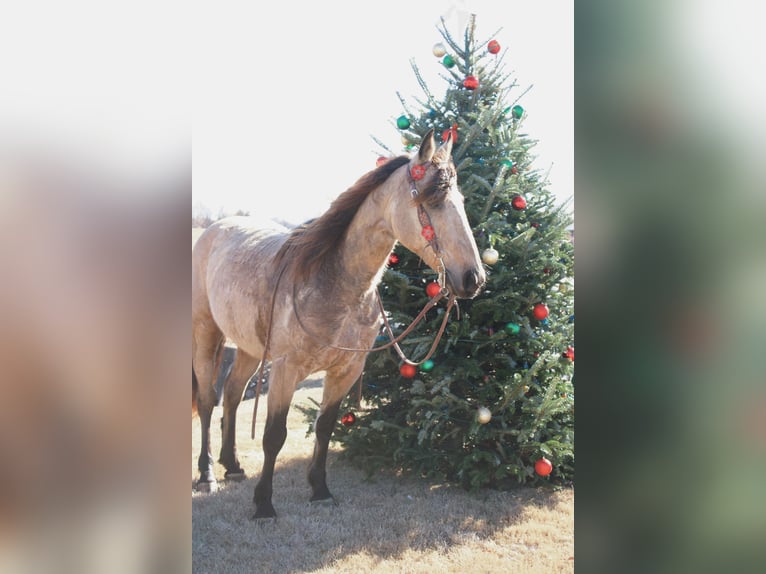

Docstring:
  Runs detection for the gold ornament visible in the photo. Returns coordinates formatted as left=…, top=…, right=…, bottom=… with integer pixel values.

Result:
left=481, top=248, right=499, bottom=265
left=432, top=43, right=447, bottom=57
left=477, top=406, right=492, bottom=424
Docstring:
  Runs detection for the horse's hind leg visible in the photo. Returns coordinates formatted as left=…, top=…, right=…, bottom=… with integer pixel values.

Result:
left=192, top=323, right=224, bottom=492
left=308, top=361, right=365, bottom=503
left=218, top=349, right=260, bottom=479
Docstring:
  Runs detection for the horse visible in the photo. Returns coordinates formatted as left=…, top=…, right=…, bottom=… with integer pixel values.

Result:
left=192, top=129, right=485, bottom=518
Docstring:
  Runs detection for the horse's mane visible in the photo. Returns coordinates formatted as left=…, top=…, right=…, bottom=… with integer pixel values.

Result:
left=274, top=155, right=410, bottom=282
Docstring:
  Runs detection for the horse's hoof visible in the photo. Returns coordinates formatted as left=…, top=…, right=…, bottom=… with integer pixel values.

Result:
left=195, top=480, right=218, bottom=493
left=309, top=496, right=337, bottom=507
left=253, top=506, right=277, bottom=520
left=224, top=470, right=246, bottom=481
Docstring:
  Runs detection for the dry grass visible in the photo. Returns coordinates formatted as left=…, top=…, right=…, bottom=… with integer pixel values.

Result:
left=192, top=380, right=574, bottom=573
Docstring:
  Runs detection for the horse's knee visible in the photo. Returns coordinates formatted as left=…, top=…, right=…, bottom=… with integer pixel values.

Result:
left=262, top=421, right=287, bottom=458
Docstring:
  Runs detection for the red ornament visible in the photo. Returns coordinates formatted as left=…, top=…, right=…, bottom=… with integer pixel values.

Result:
left=410, top=164, right=426, bottom=180
left=441, top=123, right=458, bottom=143
left=376, top=156, right=388, bottom=167
left=535, top=457, right=553, bottom=477
left=531, top=222, right=540, bottom=228
left=532, top=303, right=549, bottom=320
left=511, top=195, right=527, bottom=210
left=388, top=253, right=399, bottom=266
left=487, top=40, right=501, bottom=54
left=399, top=363, right=417, bottom=378
left=510, top=165, right=518, bottom=175
left=463, top=75, right=479, bottom=90
left=425, top=281, right=441, bottom=298
left=563, top=346, right=574, bottom=361
left=421, top=225, right=435, bottom=241
left=341, top=412, right=356, bottom=426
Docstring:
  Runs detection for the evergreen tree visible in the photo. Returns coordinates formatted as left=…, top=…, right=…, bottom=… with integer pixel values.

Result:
left=306, top=15, right=574, bottom=489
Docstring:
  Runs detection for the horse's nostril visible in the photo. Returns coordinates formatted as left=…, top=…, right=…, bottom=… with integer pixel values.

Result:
left=463, top=269, right=481, bottom=293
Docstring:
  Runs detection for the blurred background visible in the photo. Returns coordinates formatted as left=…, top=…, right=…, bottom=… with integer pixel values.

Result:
left=576, top=0, right=766, bottom=572
left=1, top=0, right=764, bottom=572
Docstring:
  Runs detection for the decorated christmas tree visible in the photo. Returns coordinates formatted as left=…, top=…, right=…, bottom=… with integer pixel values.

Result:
left=306, top=15, right=574, bottom=489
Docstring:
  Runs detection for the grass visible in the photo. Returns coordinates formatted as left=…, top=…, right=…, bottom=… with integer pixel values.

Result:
left=192, top=379, right=574, bottom=573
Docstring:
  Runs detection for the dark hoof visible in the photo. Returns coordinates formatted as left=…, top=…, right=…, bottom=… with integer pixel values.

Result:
left=253, top=505, right=277, bottom=520
left=224, top=470, right=246, bottom=481
left=195, top=479, right=218, bottom=493
left=310, top=495, right=337, bottom=506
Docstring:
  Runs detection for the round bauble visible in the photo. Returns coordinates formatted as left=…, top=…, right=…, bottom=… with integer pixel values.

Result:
left=420, top=359, right=435, bottom=372
left=505, top=322, right=521, bottom=335
left=432, top=42, right=447, bottom=57
left=340, top=412, right=356, bottom=426
left=477, top=407, right=492, bottom=424
left=425, top=281, right=441, bottom=298
left=512, top=104, right=524, bottom=119
left=535, top=457, right=553, bottom=477
left=442, top=54, right=456, bottom=68
left=487, top=40, right=501, bottom=54
left=481, top=248, right=499, bottom=265
left=463, top=75, right=479, bottom=90
left=511, top=195, right=527, bottom=210
left=396, top=115, right=411, bottom=130
left=532, top=303, right=549, bottom=321
left=376, top=156, right=389, bottom=167
left=399, top=363, right=417, bottom=378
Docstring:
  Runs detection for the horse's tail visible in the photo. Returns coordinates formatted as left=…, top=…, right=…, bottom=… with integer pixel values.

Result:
left=192, top=367, right=199, bottom=418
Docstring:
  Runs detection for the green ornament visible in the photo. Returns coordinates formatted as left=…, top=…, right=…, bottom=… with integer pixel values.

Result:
left=502, top=105, right=511, bottom=116
left=442, top=54, right=456, bottom=68
left=501, top=159, right=513, bottom=168
left=505, top=322, right=521, bottom=335
left=406, top=144, right=415, bottom=150
left=396, top=115, right=411, bottom=130
left=512, top=105, right=524, bottom=119
left=420, top=359, right=435, bottom=372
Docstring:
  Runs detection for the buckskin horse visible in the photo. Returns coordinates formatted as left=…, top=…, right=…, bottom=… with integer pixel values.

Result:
left=192, top=129, right=485, bottom=518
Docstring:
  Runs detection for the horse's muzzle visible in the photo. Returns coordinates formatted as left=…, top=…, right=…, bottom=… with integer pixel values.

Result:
left=448, top=268, right=486, bottom=299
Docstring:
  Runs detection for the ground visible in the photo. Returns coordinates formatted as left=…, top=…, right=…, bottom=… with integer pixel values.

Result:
left=192, top=378, right=574, bottom=574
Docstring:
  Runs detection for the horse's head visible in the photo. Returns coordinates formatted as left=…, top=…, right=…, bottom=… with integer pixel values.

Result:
left=391, top=129, right=486, bottom=299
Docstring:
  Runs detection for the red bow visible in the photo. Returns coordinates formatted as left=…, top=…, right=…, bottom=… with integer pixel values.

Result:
left=410, top=165, right=426, bottom=180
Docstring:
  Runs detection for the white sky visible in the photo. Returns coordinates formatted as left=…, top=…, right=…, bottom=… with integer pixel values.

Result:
left=194, top=0, right=573, bottom=223
left=0, top=1, right=572, bottom=225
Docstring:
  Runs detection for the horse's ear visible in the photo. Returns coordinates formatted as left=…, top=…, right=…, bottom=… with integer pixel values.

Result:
left=417, top=129, right=436, bottom=164
left=433, top=130, right=453, bottom=163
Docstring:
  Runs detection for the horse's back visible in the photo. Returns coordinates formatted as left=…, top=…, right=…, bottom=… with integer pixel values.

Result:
left=192, top=216, right=289, bottom=349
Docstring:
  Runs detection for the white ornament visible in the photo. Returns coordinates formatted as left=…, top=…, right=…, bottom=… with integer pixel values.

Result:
left=481, top=248, right=499, bottom=265
left=477, top=407, right=492, bottom=424
left=432, top=43, right=447, bottom=57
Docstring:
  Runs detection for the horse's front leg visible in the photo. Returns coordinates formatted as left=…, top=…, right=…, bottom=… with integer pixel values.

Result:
left=307, top=360, right=365, bottom=503
left=252, top=357, right=304, bottom=519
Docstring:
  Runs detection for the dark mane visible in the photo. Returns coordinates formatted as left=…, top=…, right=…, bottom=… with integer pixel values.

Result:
left=274, top=155, right=410, bottom=282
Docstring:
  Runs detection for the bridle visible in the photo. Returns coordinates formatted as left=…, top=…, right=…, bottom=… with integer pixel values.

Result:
left=251, top=159, right=458, bottom=438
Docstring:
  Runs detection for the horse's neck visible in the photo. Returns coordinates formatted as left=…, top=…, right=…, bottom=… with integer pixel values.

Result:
left=336, top=185, right=398, bottom=298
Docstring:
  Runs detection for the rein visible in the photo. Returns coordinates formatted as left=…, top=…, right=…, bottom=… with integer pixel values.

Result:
left=251, top=159, right=456, bottom=438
